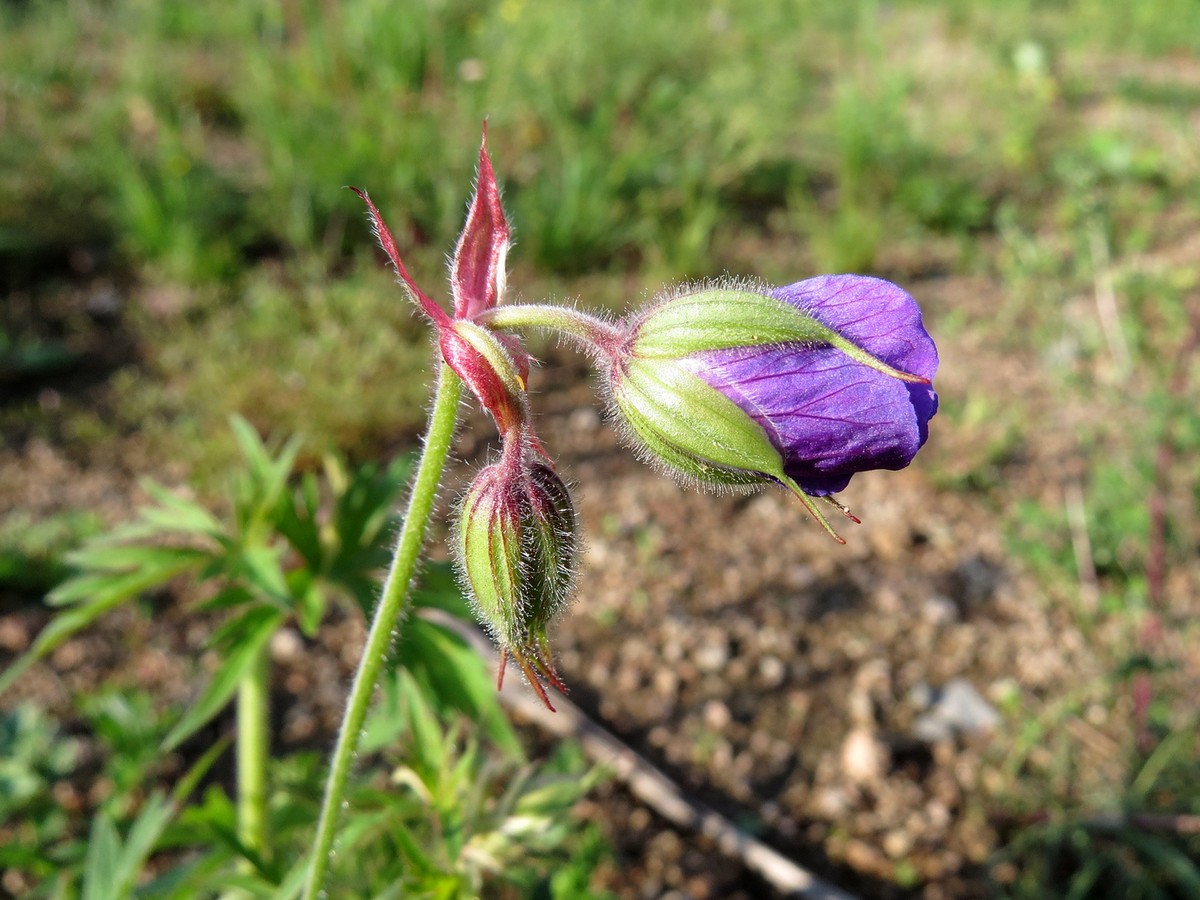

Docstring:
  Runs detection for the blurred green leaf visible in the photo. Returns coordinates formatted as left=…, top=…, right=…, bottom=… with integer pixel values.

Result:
left=0, top=582, right=153, bottom=697
left=62, top=543, right=211, bottom=577
left=162, top=606, right=285, bottom=751
left=235, top=544, right=292, bottom=606
left=82, top=813, right=122, bottom=900
left=136, top=481, right=225, bottom=540
left=397, top=669, right=446, bottom=781
left=396, top=616, right=520, bottom=760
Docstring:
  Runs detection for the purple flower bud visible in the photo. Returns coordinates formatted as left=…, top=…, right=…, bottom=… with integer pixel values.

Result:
left=454, top=452, right=578, bottom=710
left=605, top=275, right=938, bottom=540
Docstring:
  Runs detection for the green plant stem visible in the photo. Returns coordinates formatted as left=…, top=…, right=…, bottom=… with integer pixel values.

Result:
left=477, top=304, right=622, bottom=352
left=302, top=363, right=462, bottom=900
left=237, top=644, right=269, bottom=871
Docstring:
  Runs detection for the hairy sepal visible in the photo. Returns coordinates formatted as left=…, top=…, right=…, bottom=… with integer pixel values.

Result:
left=633, top=286, right=928, bottom=384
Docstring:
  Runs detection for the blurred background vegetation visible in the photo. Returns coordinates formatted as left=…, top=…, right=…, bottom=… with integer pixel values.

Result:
left=2, top=0, right=1199, bottom=896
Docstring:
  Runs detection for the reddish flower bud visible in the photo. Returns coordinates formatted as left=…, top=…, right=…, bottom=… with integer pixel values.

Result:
left=352, top=125, right=524, bottom=437
left=439, top=320, right=529, bottom=436
left=451, top=124, right=511, bottom=320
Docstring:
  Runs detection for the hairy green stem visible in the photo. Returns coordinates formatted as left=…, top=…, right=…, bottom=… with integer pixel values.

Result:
left=302, top=364, right=463, bottom=900
left=477, top=304, right=623, bottom=354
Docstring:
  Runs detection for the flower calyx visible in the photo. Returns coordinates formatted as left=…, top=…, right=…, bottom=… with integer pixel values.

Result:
left=352, top=124, right=527, bottom=432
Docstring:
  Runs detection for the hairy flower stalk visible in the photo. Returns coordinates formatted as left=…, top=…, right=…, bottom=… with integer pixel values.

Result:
left=481, top=275, right=938, bottom=541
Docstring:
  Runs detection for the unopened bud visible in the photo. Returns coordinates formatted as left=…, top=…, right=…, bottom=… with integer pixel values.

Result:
left=603, top=276, right=938, bottom=541
left=454, top=456, right=578, bottom=709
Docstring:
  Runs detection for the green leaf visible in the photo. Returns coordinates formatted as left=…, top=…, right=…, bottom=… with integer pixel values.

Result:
left=410, top=562, right=473, bottom=619
left=360, top=669, right=410, bottom=752
left=138, top=480, right=224, bottom=539
left=332, top=456, right=410, bottom=557
left=396, top=618, right=521, bottom=760
left=269, top=855, right=309, bottom=900
left=514, top=773, right=595, bottom=816
left=273, top=471, right=324, bottom=573
left=230, top=415, right=274, bottom=480
left=389, top=811, right=437, bottom=874
left=48, top=551, right=203, bottom=607
left=319, top=456, right=411, bottom=616
left=398, top=669, right=448, bottom=779
left=292, top=577, right=326, bottom=637
left=1122, top=829, right=1200, bottom=893
left=229, top=416, right=301, bottom=532
left=1064, top=855, right=1107, bottom=900
left=108, top=792, right=175, bottom=897
left=162, top=607, right=285, bottom=751
left=194, top=584, right=256, bottom=614
left=171, top=733, right=234, bottom=806
left=63, top=543, right=210, bottom=575
left=168, top=784, right=236, bottom=851
left=82, top=812, right=121, bottom=900
left=236, top=544, right=292, bottom=605
left=0, top=556, right=194, bottom=695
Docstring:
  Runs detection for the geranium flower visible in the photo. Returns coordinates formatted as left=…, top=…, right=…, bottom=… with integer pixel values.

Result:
left=675, top=275, right=938, bottom=496
left=603, top=274, right=937, bottom=539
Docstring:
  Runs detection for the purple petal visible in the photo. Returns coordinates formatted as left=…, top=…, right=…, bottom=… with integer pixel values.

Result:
left=684, top=276, right=938, bottom=495
left=771, top=275, right=938, bottom=385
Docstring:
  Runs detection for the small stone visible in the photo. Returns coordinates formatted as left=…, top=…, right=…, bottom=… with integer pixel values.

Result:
left=758, top=655, right=786, bottom=687
left=629, top=807, right=652, bottom=831
left=0, top=616, right=32, bottom=653
left=913, top=678, right=1000, bottom=742
left=928, top=799, right=953, bottom=831
left=908, top=680, right=934, bottom=709
left=692, top=633, right=729, bottom=673
left=270, top=627, right=303, bottom=663
left=568, top=406, right=602, bottom=434
left=883, top=828, right=914, bottom=859
left=843, top=838, right=882, bottom=872
left=653, top=668, right=679, bottom=698
left=922, top=595, right=958, bottom=624
left=813, top=785, right=850, bottom=818
left=702, top=700, right=731, bottom=730
left=841, top=726, right=888, bottom=785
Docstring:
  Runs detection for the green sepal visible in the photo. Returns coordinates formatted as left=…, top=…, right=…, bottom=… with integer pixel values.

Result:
left=634, top=287, right=927, bottom=384
left=454, top=461, right=579, bottom=653
left=633, top=288, right=830, bottom=357
left=456, top=475, right=523, bottom=646
left=614, top=357, right=788, bottom=485
left=521, top=463, right=577, bottom=632
left=613, top=357, right=844, bottom=539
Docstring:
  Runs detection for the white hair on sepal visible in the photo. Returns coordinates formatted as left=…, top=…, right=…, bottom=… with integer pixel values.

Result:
left=602, top=398, right=766, bottom=498
left=623, top=274, right=774, bottom=329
